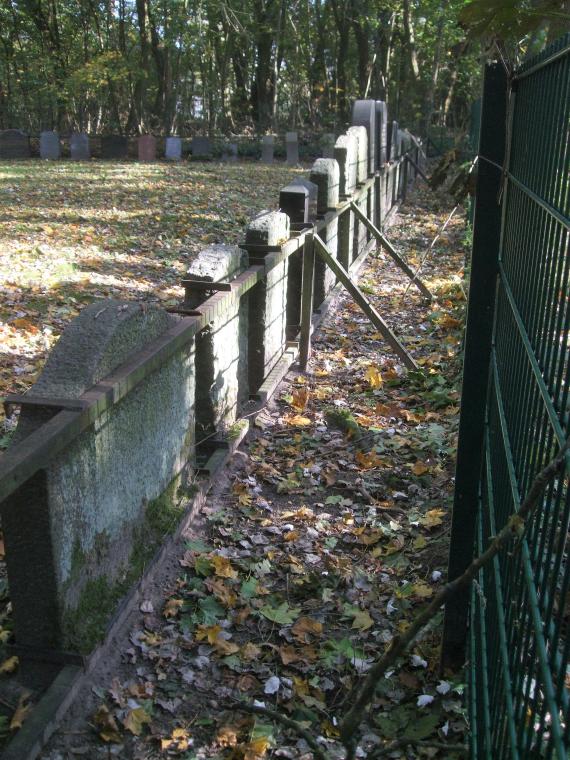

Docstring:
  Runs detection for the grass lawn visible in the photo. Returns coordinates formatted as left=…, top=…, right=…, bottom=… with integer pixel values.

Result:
left=0, top=160, right=302, bottom=435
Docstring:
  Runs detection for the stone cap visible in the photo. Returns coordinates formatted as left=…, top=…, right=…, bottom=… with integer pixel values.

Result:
left=245, top=210, right=290, bottom=246
left=187, top=244, right=245, bottom=283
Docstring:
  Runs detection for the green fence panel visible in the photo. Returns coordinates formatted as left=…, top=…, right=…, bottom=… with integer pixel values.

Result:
left=444, top=33, right=570, bottom=759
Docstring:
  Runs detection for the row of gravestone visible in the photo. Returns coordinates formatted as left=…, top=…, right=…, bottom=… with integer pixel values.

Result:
left=0, top=130, right=217, bottom=161
left=0, top=129, right=338, bottom=163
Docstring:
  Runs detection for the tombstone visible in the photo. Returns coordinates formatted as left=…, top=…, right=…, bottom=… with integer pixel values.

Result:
left=222, top=143, right=238, bottom=163
left=279, top=178, right=317, bottom=229
left=165, top=136, right=182, bottom=161
left=334, top=132, right=358, bottom=197
left=388, top=120, right=399, bottom=160
left=347, top=126, right=368, bottom=184
left=138, top=134, right=157, bottom=162
left=40, top=131, right=61, bottom=160
left=70, top=132, right=90, bottom=160
left=101, top=135, right=128, bottom=159
left=261, top=135, right=274, bottom=164
left=191, top=136, right=212, bottom=160
left=285, top=132, right=299, bottom=165
left=322, top=133, right=336, bottom=158
left=0, top=129, right=30, bottom=159
left=352, top=99, right=376, bottom=175
left=375, top=101, right=388, bottom=167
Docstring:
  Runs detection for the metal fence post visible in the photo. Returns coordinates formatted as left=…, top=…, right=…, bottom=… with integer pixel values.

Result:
left=442, top=61, right=508, bottom=669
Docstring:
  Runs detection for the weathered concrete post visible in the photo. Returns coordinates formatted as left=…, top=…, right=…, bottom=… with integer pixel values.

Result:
left=310, top=157, right=340, bottom=306
left=184, top=245, right=248, bottom=441
left=243, top=211, right=290, bottom=391
left=2, top=302, right=195, bottom=666
left=286, top=132, right=299, bottom=165
left=334, top=132, right=358, bottom=270
left=347, top=125, right=368, bottom=260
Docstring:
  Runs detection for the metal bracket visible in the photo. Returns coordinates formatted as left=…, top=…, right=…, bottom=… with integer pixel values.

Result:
left=3, top=394, right=89, bottom=418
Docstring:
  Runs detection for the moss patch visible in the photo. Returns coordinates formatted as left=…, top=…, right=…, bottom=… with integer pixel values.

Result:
left=63, top=476, right=188, bottom=653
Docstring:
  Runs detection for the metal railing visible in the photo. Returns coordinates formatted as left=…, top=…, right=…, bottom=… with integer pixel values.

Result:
left=444, top=34, right=570, bottom=759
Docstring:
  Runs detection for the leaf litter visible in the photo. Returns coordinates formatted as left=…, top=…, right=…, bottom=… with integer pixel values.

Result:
left=35, top=180, right=470, bottom=759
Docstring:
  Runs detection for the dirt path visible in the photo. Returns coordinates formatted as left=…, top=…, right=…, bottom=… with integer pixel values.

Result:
left=40, top=182, right=469, bottom=760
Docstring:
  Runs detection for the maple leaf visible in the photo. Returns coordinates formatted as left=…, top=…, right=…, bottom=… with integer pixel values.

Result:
left=421, top=508, right=445, bottom=529
left=351, top=609, right=375, bottom=630
left=211, top=555, right=238, bottom=579
left=196, top=624, right=222, bottom=644
left=123, top=705, right=152, bottom=735
left=364, top=364, right=383, bottom=388
left=244, top=737, right=271, bottom=760
left=411, top=461, right=429, bottom=475
left=283, top=413, right=312, bottom=427
left=355, top=450, right=385, bottom=469
left=259, top=602, right=300, bottom=625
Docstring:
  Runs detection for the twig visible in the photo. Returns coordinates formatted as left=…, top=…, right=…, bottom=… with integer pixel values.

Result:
left=225, top=699, right=330, bottom=760
left=339, top=437, right=569, bottom=749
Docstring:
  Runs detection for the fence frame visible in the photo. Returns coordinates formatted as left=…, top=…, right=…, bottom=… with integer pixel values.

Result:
left=444, top=34, right=570, bottom=760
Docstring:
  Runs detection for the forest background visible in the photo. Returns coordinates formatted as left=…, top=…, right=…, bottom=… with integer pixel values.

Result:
left=0, top=0, right=568, bottom=139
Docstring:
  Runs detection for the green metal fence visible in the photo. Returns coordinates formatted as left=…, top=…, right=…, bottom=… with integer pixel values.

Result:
left=443, top=35, right=570, bottom=759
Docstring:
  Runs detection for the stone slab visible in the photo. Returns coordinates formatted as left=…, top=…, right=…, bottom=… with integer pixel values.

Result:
left=375, top=101, right=388, bottom=166
left=261, top=135, right=274, bottom=164
left=3, top=301, right=195, bottom=653
left=310, top=158, right=340, bottom=214
left=334, top=133, right=358, bottom=197
left=101, top=135, right=128, bottom=159
left=222, top=143, right=238, bottom=162
left=186, top=245, right=247, bottom=436
left=347, top=126, right=368, bottom=184
left=40, top=131, right=61, bottom=160
left=285, top=131, right=299, bottom=165
left=165, top=136, right=182, bottom=161
left=352, top=99, right=376, bottom=175
left=191, top=136, right=212, bottom=159
left=138, top=135, right=157, bottom=161
left=322, top=133, right=336, bottom=158
left=70, top=133, right=90, bottom=160
left=0, top=129, right=30, bottom=159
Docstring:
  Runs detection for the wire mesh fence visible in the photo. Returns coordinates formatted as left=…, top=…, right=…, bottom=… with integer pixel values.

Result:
left=444, top=33, right=570, bottom=759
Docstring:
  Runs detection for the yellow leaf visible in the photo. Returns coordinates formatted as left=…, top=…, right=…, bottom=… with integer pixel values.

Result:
left=284, top=413, right=312, bottom=427
left=240, top=642, right=262, bottom=661
left=214, top=637, right=240, bottom=655
left=291, top=387, right=309, bottom=411
left=244, top=737, right=271, bottom=760
left=196, top=624, right=222, bottom=644
left=0, top=656, right=19, bottom=675
left=123, top=706, right=152, bottom=735
left=284, top=530, right=299, bottom=541
left=411, top=462, right=429, bottom=476
left=161, top=727, right=191, bottom=752
left=413, top=535, right=427, bottom=550
left=421, top=508, right=445, bottom=529
left=351, top=609, right=374, bottom=630
left=163, top=598, right=184, bottom=618
left=412, top=583, right=433, bottom=599
left=355, top=450, right=385, bottom=469
left=212, top=555, right=238, bottom=579
left=364, top=364, right=383, bottom=388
